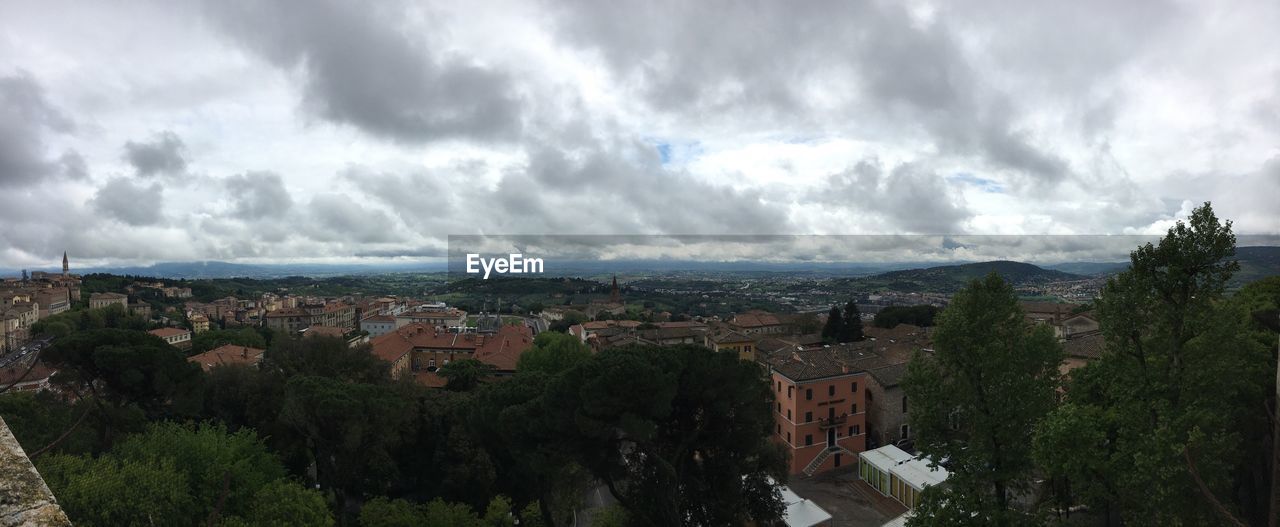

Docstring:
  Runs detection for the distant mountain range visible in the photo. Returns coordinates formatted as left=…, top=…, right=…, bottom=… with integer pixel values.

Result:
left=4, top=246, right=1276, bottom=283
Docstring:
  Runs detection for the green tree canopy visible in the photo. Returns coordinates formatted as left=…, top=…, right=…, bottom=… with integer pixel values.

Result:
left=902, top=273, right=1062, bottom=526
left=839, top=300, right=864, bottom=342
left=548, top=344, right=786, bottom=526
left=821, top=305, right=843, bottom=343
left=1034, top=203, right=1272, bottom=525
left=438, top=358, right=496, bottom=392
left=190, top=327, right=268, bottom=354
left=516, top=332, right=592, bottom=375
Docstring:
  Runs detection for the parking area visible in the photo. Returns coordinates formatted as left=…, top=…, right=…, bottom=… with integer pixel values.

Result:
left=787, top=467, right=906, bottom=527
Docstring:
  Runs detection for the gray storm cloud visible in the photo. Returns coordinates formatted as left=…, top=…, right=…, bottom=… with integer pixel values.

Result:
left=0, top=0, right=1275, bottom=268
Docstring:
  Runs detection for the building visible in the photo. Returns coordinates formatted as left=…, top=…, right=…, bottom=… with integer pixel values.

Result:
left=858, top=444, right=949, bottom=511
left=394, top=308, right=467, bottom=329
left=189, top=313, right=210, bottom=333
left=0, top=362, right=57, bottom=394
left=88, top=292, right=129, bottom=310
left=129, top=302, right=152, bottom=319
left=370, top=323, right=535, bottom=386
left=264, top=308, right=311, bottom=333
left=760, top=343, right=887, bottom=475
left=730, top=311, right=793, bottom=336
left=148, top=327, right=192, bottom=350
left=706, top=327, right=756, bottom=361
left=187, top=344, right=265, bottom=372
left=360, top=315, right=397, bottom=337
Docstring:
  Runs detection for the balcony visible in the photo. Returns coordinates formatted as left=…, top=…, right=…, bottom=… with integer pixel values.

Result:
left=818, top=414, right=848, bottom=428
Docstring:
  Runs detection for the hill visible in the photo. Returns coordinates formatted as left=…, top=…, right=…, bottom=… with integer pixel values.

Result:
left=845, top=260, right=1085, bottom=293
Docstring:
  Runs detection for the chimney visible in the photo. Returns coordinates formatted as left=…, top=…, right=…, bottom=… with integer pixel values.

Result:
left=841, top=364, right=850, bottom=374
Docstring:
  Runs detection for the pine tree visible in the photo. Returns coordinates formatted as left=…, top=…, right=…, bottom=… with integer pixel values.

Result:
left=839, top=301, right=863, bottom=342
left=821, top=306, right=843, bottom=343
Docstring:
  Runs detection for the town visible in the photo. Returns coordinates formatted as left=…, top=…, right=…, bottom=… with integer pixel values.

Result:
left=5, top=216, right=1274, bottom=526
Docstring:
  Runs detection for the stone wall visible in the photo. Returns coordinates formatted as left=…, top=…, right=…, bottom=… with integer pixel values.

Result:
left=0, top=416, right=70, bottom=527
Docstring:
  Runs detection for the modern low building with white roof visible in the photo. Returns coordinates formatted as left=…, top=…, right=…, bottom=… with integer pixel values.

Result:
left=769, top=478, right=833, bottom=527
left=858, top=444, right=949, bottom=510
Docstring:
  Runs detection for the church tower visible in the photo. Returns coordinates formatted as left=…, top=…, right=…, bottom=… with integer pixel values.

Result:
left=62, top=251, right=69, bottom=276
left=609, top=275, right=621, bottom=304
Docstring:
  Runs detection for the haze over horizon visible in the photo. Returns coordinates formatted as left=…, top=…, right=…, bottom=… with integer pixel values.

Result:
left=2, top=0, right=1279, bottom=270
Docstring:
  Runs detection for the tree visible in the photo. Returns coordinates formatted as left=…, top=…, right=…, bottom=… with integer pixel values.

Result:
left=39, top=452, right=195, bottom=526
left=902, top=273, right=1062, bottom=526
left=263, top=335, right=388, bottom=384
left=873, top=305, right=940, bottom=328
left=42, top=329, right=204, bottom=445
left=1035, top=203, right=1272, bottom=525
left=821, top=306, right=843, bottom=343
left=279, top=376, right=413, bottom=517
left=438, top=358, right=496, bottom=392
left=468, top=372, right=590, bottom=525
left=37, top=421, right=328, bottom=526
left=549, top=344, right=786, bottom=526
left=516, top=332, right=592, bottom=375
left=190, top=327, right=268, bottom=354
left=839, top=301, right=863, bottom=342
left=244, top=479, right=334, bottom=526
left=359, top=496, right=516, bottom=527
left=110, top=421, right=288, bottom=522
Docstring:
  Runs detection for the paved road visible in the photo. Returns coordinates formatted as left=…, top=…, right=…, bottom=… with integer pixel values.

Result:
left=0, top=336, right=52, bottom=369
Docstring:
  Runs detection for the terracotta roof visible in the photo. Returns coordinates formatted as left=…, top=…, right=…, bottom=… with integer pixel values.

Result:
left=148, top=327, right=190, bottom=338
left=1063, top=331, right=1105, bottom=359
left=712, top=329, right=752, bottom=343
left=303, top=325, right=344, bottom=338
left=362, top=315, right=396, bottom=323
left=731, top=311, right=785, bottom=328
left=762, top=342, right=888, bottom=382
left=265, top=308, right=309, bottom=318
left=90, top=292, right=127, bottom=299
left=0, top=362, right=56, bottom=386
left=1018, top=301, right=1081, bottom=315
left=369, top=323, right=535, bottom=373
left=868, top=363, right=909, bottom=388
left=188, top=344, right=265, bottom=372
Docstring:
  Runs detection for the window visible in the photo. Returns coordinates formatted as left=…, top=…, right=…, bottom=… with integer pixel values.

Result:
left=851, top=381, right=858, bottom=392
left=777, top=381, right=781, bottom=392
left=852, top=425, right=860, bottom=435
left=828, top=385, right=835, bottom=396
left=787, top=432, right=791, bottom=443
left=834, top=453, right=841, bottom=467
left=777, top=424, right=781, bottom=434
left=902, top=395, right=908, bottom=413
left=776, top=402, right=781, bottom=413
left=788, top=386, right=793, bottom=399
left=848, top=426, right=854, bottom=436
left=804, top=411, right=812, bottom=423
left=786, top=409, right=791, bottom=420
left=805, top=434, right=813, bottom=446
left=901, top=424, right=909, bottom=439
left=828, top=407, right=835, bottom=420
left=851, top=403, right=857, bottom=414
left=805, top=388, right=813, bottom=400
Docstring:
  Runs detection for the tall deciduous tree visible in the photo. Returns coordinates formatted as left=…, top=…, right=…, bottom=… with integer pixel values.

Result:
left=902, top=273, right=1062, bottom=526
left=1034, top=203, right=1271, bottom=525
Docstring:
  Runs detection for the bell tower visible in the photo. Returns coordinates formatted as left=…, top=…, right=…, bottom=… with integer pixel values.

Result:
left=62, top=251, right=69, bottom=276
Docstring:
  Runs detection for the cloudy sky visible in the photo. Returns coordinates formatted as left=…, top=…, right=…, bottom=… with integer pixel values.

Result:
left=1, top=0, right=1278, bottom=269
